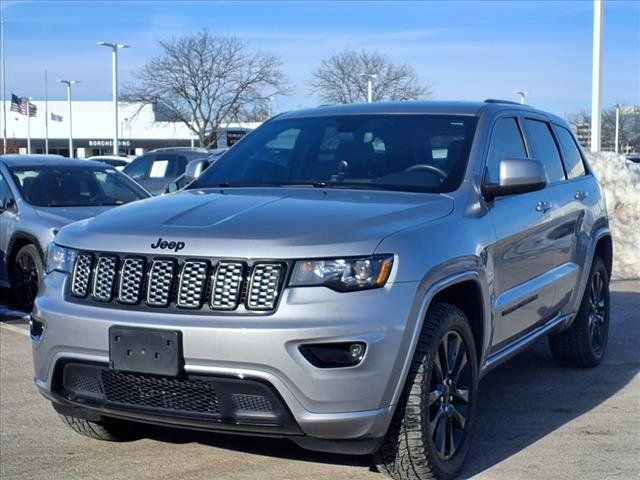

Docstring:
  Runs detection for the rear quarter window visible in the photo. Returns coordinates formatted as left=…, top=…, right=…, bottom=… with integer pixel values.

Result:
left=555, top=126, right=587, bottom=179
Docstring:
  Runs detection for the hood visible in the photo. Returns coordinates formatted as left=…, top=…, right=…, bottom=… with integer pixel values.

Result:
left=56, top=188, right=454, bottom=258
left=35, top=205, right=116, bottom=231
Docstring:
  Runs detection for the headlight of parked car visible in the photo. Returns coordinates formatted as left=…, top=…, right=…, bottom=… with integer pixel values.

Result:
left=289, top=255, right=393, bottom=292
left=45, top=244, right=77, bottom=274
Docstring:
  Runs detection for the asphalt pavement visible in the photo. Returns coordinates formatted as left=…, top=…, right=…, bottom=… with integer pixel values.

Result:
left=1, top=281, right=638, bottom=480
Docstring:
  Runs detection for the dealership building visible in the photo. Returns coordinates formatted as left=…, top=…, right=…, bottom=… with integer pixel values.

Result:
left=1, top=100, right=260, bottom=157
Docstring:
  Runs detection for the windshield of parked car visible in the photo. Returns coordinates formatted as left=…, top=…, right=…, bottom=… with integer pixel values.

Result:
left=193, top=114, right=477, bottom=193
left=9, top=165, right=150, bottom=207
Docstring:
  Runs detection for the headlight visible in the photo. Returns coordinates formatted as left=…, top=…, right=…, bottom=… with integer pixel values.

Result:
left=290, top=255, right=393, bottom=292
left=45, top=244, right=77, bottom=274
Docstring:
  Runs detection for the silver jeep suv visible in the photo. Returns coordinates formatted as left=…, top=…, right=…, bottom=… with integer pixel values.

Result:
left=32, top=101, right=612, bottom=480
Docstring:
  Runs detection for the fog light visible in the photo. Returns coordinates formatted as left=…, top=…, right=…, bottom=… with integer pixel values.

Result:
left=299, top=342, right=366, bottom=368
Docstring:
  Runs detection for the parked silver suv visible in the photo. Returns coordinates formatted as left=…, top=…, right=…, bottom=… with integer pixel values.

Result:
left=32, top=101, right=612, bottom=480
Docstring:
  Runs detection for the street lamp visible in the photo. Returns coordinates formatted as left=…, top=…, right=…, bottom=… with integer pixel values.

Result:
left=591, top=0, right=603, bottom=152
left=98, top=41, right=130, bottom=155
left=57, top=79, right=78, bottom=157
left=360, top=73, right=378, bottom=103
left=514, top=91, right=528, bottom=104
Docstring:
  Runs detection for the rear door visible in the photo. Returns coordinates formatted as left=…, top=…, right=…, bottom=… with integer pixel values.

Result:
left=485, top=116, right=556, bottom=352
left=541, top=122, right=596, bottom=315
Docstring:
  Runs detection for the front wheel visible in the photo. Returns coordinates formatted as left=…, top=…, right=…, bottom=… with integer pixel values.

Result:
left=10, top=244, right=43, bottom=312
left=374, top=302, right=478, bottom=480
left=548, top=256, right=610, bottom=368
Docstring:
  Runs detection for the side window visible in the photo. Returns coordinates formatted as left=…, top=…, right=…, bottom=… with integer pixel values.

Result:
left=0, top=172, right=15, bottom=208
left=149, top=155, right=178, bottom=179
left=523, top=119, right=566, bottom=183
left=124, top=155, right=152, bottom=180
left=555, top=126, right=586, bottom=179
left=485, top=117, right=527, bottom=184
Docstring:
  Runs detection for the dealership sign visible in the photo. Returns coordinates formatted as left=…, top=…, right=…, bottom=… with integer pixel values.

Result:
left=88, top=140, right=131, bottom=147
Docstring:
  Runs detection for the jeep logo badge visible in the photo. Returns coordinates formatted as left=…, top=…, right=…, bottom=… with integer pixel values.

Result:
left=150, top=237, right=185, bottom=252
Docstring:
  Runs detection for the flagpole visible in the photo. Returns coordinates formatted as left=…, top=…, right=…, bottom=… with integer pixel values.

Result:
left=45, top=70, right=49, bottom=154
left=1, top=20, right=7, bottom=154
left=27, top=97, right=31, bottom=154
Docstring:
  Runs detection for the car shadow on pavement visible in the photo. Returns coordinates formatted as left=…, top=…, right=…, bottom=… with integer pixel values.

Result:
left=460, top=287, right=640, bottom=478
left=144, top=426, right=373, bottom=468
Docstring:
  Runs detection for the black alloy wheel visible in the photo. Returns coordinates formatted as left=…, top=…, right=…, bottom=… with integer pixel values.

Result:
left=587, top=269, right=608, bottom=353
left=428, top=330, right=472, bottom=460
left=11, top=244, right=43, bottom=312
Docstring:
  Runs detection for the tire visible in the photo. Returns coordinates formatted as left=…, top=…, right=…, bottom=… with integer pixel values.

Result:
left=58, top=413, right=141, bottom=442
left=548, top=257, right=610, bottom=368
left=10, top=244, right=43, bottom=312
left=374, top=303, right=479, bottom=480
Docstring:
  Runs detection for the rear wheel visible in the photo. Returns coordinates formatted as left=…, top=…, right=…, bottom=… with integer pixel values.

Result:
left=548, top=256, right=610, bottom=368
left=374, top=302, right=478, bottom=480
left=10, top=244, right=42, bottom=312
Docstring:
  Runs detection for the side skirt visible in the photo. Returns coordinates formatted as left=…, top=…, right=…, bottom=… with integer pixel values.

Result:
left=481, top=312, right=573, bottom=377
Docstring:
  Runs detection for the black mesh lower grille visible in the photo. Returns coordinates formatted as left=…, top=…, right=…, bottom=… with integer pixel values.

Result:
left=57, top=362, right=300, bottom=434
left=101, top=370, right=221, bottom=415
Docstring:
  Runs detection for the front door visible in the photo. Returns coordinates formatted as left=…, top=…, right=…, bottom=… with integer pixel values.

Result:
left=484, top=116, right=557, bottom=352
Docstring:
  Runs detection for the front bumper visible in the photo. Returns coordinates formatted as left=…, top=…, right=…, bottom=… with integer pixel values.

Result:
left=33, top=272, right=420, bottom=444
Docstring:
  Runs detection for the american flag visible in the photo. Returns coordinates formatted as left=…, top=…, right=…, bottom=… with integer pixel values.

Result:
left=10, top=94, right=37, bottom=117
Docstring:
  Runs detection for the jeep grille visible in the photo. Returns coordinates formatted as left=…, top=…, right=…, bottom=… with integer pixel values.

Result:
left=69, top=252, right=286, bottom=313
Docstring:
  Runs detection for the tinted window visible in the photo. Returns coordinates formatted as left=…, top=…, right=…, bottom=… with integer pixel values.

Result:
left=523, top=119, right=565, bottom=183
left=149, top=155, right=182, bottom=179
left=10, top=166, right=149, bottom=207
left=124, top=155, right=152, bottom=180
left=0, top=171, right=15, bottom=207
left=555, top=126, right=586, bottom=179
left=195, top=115, right=477, bottom=193
left=485, top=117, right=527, bottom=184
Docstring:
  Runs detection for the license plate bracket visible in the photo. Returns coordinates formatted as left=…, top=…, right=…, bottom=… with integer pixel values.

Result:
left=109, top=326, right=182, bottom=377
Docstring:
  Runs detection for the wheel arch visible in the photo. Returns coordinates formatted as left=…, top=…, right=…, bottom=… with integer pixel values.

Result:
left=388, top=269, right=491, bottom=408
left=7, top=232, right=45, bottom=271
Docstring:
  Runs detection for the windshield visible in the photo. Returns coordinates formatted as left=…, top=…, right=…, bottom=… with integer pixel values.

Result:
left=9, top=165, right=150, bottom=207
left=194, top=114, right=477, bottom=193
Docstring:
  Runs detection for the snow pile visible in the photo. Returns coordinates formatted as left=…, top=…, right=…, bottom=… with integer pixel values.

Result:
left=586, top=152, right=640, bottom=280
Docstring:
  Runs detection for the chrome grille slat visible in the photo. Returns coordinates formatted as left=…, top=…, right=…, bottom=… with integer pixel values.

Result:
left=118, top=257, right=145, bottom=304
left=210, top=262, right=244, bottom=310
left=177, top=261, right=209, bottom=309
left=70, top=252, right=284, bottom=312
left=71, top=254, right=93, bottom=297
left=92, top=256, right=118, bottom=301
left=247, top=263, right=285, bottom=310
left=146, top=259, right=176, bottom=307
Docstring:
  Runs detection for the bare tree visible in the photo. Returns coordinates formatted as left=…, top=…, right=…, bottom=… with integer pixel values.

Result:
left=124, top=31, right=289, bottom=147
left=567, top=106, right=640, bottom=152
left=309, top=49, right=431, bottom=104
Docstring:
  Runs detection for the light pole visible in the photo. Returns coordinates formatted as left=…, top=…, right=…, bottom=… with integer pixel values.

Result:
left=98, top=41, right=130, bottom=155
left=614, top=105, right=620, bottom=154
left=590, top=0, right=603, bottom=152
left=360, top=73, right=378, bottom=103
left=57, top=79, right=78, bottom=157
left=514, top=91, right=528, bottom=104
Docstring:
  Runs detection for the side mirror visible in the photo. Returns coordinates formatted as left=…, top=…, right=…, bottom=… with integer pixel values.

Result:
left=183, top=159, right=209, bottom=184
left=483, top=158, right=547, bottom=201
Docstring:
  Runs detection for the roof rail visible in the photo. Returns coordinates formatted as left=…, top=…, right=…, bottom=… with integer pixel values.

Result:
left=150, top=147, right=210, bottom=153
left=484, top=99, right=523, bottom=106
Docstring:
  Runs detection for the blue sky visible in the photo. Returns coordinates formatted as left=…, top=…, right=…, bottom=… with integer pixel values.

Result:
left=2, top=0, right=639, bottom=117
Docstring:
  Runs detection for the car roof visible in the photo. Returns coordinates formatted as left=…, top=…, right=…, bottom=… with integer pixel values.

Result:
left=275, top=100, right=565, bottom=124
left=0, top=155, right=111, bottom=168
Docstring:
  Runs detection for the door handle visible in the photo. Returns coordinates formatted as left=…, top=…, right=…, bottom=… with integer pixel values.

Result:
left=535, top=201, right=552, bottom=213
left=575, top=191, right=589, bottom=201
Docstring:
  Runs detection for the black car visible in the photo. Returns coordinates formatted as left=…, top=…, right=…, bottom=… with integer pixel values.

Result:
left=123, top=148, right=215, bottom=195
